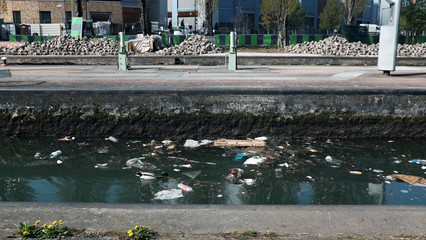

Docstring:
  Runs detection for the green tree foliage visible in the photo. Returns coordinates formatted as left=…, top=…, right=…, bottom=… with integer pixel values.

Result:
left=260, top=0, right=304, bottom=48
left=401, top=0, right=426, bottom=43
left=344, top=0, right=368, bottom=25
left=320, top=0, right=344, bottom=31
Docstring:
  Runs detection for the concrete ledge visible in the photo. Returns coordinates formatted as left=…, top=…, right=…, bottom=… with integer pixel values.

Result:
left=3, top=55, right=426, bottom=66
left=1, top=202, right=425, bottom=239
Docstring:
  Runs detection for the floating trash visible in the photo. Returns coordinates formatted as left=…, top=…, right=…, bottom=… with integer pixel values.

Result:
left=125, top=158, right=157, bottom=170
left=95, top=163, right=109, bottom=169
left=50, top=150, right=62, bottom=158
left=58, top=136, right=75, bottom=141
left=184, top=139, right=200, bottom=148
left=411, top=159, right=426, bottom=165
left=105, top=136, right=118, bottom=143
left=235, top=152, right=253, bottom=161
left=173, top=164, right=192, bottom=168
left=278, top=162, right=289, bottom=168
left=243, top=156, right=267, bottom=165
left=182, top=170, right=201, bottom=179
left=243, top=179, right=256, bottom=185
left=153, top=189, right=183, bottom=200
left=254, top=136, right=267, bottom=141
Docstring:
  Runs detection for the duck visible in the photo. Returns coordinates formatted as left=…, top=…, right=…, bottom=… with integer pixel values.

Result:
left=136, top=171, right=169, bottom=180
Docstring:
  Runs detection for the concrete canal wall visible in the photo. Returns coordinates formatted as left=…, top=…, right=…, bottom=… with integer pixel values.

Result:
left=1, top=89, right=425, bottom=139
left=3, top=55, right=426, bottom=66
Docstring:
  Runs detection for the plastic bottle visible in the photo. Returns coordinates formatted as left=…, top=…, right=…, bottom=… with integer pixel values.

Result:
left=50, top=150, right=62, bottom=158
left=177, top=183, right=193, bottom=192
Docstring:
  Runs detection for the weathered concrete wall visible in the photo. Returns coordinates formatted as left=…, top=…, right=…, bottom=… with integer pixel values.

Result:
left=1, top=90, right=425, bottom=139
left=4, top=55, right=426, bottom=66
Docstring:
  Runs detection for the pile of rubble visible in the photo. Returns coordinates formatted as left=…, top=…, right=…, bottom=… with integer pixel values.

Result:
left=0, top=35, right=119, bottom=55
left=283, top=35, right=426, bottom=57
left=156, top=35, right=222, bottom=55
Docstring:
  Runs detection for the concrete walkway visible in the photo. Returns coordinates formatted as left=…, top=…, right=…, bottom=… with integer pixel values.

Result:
left=1, top=202, right=425, bottom=239
left=0, top=65, right=426, bottom=92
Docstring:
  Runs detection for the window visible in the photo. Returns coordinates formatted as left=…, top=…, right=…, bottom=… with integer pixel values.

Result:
left=65, top=11, right=72, bottom=23
left=40, top=11, right=51, bottom=23
left=90, top=12, right=111, bottom=22
left=13, top=11, right=21, bottom=24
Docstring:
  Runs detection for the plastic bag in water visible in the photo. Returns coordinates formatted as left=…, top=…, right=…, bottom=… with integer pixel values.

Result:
left=153, top=189, right=183, bottom=200
left=125, top=158, right=157, bottom=170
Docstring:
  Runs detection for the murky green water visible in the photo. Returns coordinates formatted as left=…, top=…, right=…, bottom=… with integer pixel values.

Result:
left=0, top=137, right=425, bottom=205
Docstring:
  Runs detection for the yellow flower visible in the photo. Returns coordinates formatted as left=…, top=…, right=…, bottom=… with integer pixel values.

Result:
left=142, top=225, right=146, bottom=228
left=48, top=225, right=52, bottom=229
left=127, top=230, right=133, bottom=236
left=52, top=221, right=57, bottom=225
left=134, top=225, right=139, bottom=229
left=35, top=220, right=40, bottom=225
left=59, top=220, right=63, bottom=225
left=42, top=224, right=47, bottom=228
left=22, top=231, right=29, bottom=236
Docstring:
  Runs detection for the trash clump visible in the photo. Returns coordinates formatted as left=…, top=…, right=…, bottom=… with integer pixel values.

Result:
left=153, top=189, right=183, bottom=200
left=125, top=158, right=157, bottom=170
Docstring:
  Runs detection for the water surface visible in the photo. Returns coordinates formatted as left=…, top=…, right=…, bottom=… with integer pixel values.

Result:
left=0, top=137, right=425, bottom=205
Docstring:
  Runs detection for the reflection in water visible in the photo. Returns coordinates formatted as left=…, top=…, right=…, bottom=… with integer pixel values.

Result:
left=0, top=137, right=425, bottom=205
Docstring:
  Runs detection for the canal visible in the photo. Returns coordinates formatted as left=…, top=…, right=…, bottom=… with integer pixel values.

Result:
left=0, top=137, right=425, bottom=205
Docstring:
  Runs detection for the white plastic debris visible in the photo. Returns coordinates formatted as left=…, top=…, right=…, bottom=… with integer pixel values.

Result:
left=243, top=179, right=256, bottom=185
left=173, top=164, right=192, bottom=168
left=105, top=136, right=118, bottom=143
left=278, top=163, right=289, bottom=168
left=372, top=169, right=384, bottom=173
left=34, top=152, right=41, bottom=159
left=125, top=158, right=157, bottom=170
left=153, top=189, right=183, bottom=200
left=254, top=136, right=267, bottom=141
left=217, top=194, right=223, bottom=198
left=184, top=139, right=200, bottom=148
left=162, top=140, right=173, bottom=145
left=199, top=139, right=213, bottom=145
left=243, top=156, right=267, bottom=165
left=50, top=150, right=62, bottom=158
left=95, top=163, right=109, bottom=168
left=56, top=160, right=63, bottom=165
left=325, top=156, right=333, bottom=162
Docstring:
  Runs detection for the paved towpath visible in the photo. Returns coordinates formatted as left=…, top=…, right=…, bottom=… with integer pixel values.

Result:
left=0, top=65, right=426, bottom=92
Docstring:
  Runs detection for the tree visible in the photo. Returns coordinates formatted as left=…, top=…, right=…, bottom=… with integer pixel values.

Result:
left=320, top=0, right=344, bottom=32
left=401, top=0, right=426, bottom=43
left=195, top=0, right=219, bottom=36
left=344, top=0, right=368, bottom=25
left=139, top=0, right=151, bottom=35
left=260, top=0, right=304, bottom=48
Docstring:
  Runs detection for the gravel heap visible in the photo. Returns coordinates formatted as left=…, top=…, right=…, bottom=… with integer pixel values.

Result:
left=0, top=35, right=118, bottom=55
left=156, top=35, right=222, bottom=55
left=283, top=35, right=426, bottom=57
